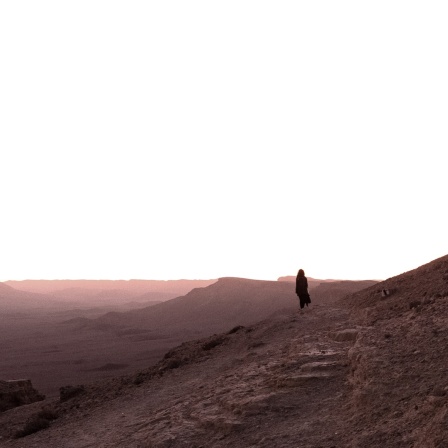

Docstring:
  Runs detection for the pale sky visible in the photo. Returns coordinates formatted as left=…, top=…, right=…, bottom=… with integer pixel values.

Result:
left=1, top=1, right=447, bottom=282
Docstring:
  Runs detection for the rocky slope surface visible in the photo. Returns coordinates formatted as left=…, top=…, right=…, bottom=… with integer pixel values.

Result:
left=343, top=254, right=448, bottom=447
left=1, top=255, right=447, bottom=447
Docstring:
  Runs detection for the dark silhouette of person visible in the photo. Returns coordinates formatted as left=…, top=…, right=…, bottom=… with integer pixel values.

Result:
left=295, top=269, right=311, bottom=310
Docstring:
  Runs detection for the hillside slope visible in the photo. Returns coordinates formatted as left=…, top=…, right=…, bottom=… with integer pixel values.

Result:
left=310, top=280, right=378, bottom=304
left=339, top=253, right=448, bottom=447
left=1, top=256, right=448, bottom=447
left=0, top=303, right=357, bottom=447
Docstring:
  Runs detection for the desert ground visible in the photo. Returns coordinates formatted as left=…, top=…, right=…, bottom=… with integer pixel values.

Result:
left=2, top=256, right=447, bottom=447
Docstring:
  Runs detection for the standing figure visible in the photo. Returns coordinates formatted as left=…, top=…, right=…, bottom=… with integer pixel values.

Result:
left=295, top=269, right=311, bottom=310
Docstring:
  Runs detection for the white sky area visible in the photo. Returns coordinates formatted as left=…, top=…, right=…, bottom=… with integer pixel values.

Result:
left=1, top=1, right=447, bottom=282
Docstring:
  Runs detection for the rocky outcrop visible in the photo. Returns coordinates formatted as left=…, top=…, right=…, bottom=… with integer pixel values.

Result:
left=0, top=380, right=45, bottom=412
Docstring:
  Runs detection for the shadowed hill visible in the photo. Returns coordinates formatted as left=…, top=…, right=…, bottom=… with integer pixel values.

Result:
left=69, top=278, right=299, bottom=338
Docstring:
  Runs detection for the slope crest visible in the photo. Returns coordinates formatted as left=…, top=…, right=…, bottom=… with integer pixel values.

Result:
left=341, top=254, right=448, bottom=321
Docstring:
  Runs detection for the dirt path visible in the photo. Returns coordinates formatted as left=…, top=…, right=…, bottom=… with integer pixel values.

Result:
left=1, top=304, right=362, bottom=448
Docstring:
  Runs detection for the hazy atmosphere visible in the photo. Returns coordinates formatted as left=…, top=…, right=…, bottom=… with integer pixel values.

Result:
left=1, top=1, right=447, bottom=282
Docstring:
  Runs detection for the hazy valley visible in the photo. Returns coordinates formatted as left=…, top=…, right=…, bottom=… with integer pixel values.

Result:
left=1, top=279, right=216, bottom=397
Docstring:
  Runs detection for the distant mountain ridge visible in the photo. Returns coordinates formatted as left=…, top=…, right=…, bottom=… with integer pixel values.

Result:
left=4, top=279, right=217, bottom=297
left=1, top=279, right=218, bottom=310
left=278, top=275, right=340, bottom=284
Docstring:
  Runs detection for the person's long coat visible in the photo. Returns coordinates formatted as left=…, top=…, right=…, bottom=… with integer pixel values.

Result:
left=296, top=275, right=311, bottom=305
